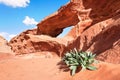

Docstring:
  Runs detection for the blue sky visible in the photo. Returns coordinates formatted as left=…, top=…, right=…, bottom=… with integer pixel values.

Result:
left=0, top=0, right=71, bottom=40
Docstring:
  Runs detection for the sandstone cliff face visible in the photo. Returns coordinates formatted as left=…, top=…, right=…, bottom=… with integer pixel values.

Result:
left=9, top=0, right=120, bottom=63
left=78, top=15, right=120, bottom=64
left=0, top=36, right=12, bottom=53
left=0, top=36, right=14, bottom=60
left=65, top=15, right=120, bottom=64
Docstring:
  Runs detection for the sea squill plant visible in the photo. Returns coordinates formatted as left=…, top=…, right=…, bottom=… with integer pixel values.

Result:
left=62, top=49, right=97, bottom=76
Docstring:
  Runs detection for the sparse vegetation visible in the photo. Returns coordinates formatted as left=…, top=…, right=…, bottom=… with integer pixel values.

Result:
left=62, top=49, right=97, bottom=76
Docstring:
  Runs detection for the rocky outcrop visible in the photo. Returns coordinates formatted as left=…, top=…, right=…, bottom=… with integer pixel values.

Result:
left=36, top=0, right=120, bottom=63
left=77, top=15, right=120, bottom=64
left=37, top=0, right=120, bottom=37
left=9, top=0, right=120, bottom=64
left=9, top=29, right=38, bottom=54
left=0, top=36, right=13, bottom=54
left=37, top=2, right=80, bottom=37
left=9, top=29, right=80, bottom=56
left=64, top=14, right=120, bottom=64
left=0, top=36, right=14, bottom=60
left=0, top=36, right=7, bottom=45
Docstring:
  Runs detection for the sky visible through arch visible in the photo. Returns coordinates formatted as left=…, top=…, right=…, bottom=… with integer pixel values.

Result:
left=0, top=0, right=71, bottom=40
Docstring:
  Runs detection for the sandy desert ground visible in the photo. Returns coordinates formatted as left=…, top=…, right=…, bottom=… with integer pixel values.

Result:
left=0, top=53, right=120, bottom=80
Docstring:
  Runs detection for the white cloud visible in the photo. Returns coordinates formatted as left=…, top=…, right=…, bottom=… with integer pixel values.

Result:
left=8, top=34, right=16, bottom=39
left=23, top=16, right=38, bottom=26
left=0, top=32, right=16, bottom=41
left=0, top=0, right=30, bottom=8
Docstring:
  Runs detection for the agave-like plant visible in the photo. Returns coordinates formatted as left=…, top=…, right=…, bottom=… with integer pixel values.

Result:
left=62, top=49, right=97, bottom=76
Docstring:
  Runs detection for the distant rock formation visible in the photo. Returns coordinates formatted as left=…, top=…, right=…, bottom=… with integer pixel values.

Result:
left=0, top=35, right=14, bottom=60
left=9, top=0, right=120, bottom=64
left=0, top=36, right=13, bottom=53
left=0, top=36, right=7, bottom=45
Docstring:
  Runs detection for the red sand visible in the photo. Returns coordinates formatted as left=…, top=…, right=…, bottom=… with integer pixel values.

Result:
left=0, top=54, right=120, bottom=80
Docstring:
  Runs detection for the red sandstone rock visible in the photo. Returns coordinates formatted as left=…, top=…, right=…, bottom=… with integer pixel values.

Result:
left=0, top=36, right=13, bottom=53
left=0, top=36, right=7, bottom=44
left=77, top=15, right=120, bottom=64
left=9, top=30, right=79, bottom=56
left=37, top=0, right=120, bottom=37
left=1, top=0, right=120, bottom=80
left=9, top=0, right=120, bottom=64
left=9, top=29, right=38, bottom=54
left=0, top=36, right=14, bottom=60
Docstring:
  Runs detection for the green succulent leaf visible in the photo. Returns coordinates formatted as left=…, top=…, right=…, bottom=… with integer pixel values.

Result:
left=87, top=66, right=97, bottom=70
left=69, top=66, right=77, bottom=76
left=65, top=60, right=70, bottom=66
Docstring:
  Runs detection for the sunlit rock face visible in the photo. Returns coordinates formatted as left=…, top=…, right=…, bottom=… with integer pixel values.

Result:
left=0, top=36, right=7, bottom=45
left=0, top=36, right=12, bottom=53
left=37, top=0, right=120, bottom=37
left=9, top=0, right=120, bottom=63
left=9, top=28, right=80, bottom=56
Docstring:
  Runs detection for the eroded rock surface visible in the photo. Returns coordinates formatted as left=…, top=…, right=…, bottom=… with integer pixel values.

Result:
left=78, top=15, right=120, bottom=64
left=37, top=0, right=120, bottom=37
left=9, top=0, right=120, bottom=64
left=9, top=29, right=80, bottom=56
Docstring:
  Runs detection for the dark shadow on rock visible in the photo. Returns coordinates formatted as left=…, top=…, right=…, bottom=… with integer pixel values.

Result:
left=82, top=0, right=120, bottom=31
left=92, top=17, right=120, bottom=55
